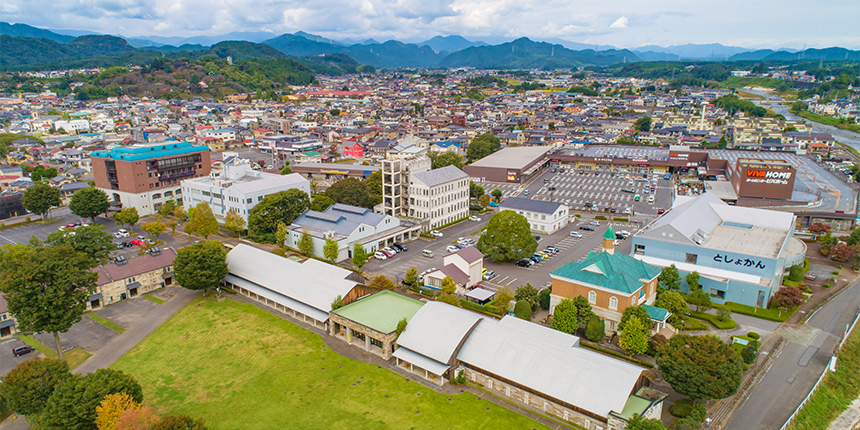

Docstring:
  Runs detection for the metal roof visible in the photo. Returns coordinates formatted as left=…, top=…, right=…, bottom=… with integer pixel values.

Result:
left=411, top=165, right=468, bottom=188
left=391, top=346, right=450, bottom=376
left=394, top=302, right=483, bottom=365
left=332, top=290, right=424, bottom=334
left=467, top=146, right=551, bottom=170
left=291, top=203, right=394, bottom=237
left=457, top=316, right=644, bottom=419
left=498, top=197, right=564, bottom=215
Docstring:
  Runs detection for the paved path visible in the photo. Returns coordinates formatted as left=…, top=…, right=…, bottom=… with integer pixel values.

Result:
left=73, top=287, right=199, bottom=374
left=830, top=398, right=860, bottom=430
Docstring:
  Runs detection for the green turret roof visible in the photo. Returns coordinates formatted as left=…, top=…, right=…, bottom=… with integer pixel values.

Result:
left=603, top=225, right=616, bottom=240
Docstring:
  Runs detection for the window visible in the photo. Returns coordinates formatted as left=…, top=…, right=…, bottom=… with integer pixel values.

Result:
left=588, top=291, right=596, bottom=304
left=609, top=296, right=618, bottom=310
left=685, top=253, right=698, bottom=264
left=126, top=277, right=136, bottom=284
left=247, top=198, right=252, bottom=203
left=634, top=244, right=645, bottom=255
left=609, top=321, right=617, bottom=330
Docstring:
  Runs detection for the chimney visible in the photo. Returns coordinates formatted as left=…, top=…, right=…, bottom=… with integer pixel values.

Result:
left=602, top=225, right=616, bottom=255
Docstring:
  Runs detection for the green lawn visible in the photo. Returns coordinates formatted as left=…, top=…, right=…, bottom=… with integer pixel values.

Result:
left=112, top=297, right=549, bottom=430
left=687, top=311, right=737, bottom=330
left=18, top=335, right=91, bottom=368
left=143, top=294, right=165, bottom=304
left=86, top=313, right=126, bottom=333
left=795, top=110, right=860, bottom=133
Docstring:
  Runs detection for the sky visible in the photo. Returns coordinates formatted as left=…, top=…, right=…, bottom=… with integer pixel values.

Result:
left=3, top=0, right=859, bottom=49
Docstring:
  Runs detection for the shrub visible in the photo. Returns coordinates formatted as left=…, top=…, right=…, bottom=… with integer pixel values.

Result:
left=612, top=217, right=629, bottom=222
left=747, top=331, right=761, bottom=340
left=741, top=342, right=758, bottom=364
left=514, top=300, right=532, bottom=320
left=594, top=215, right=607, bottom=220
left=832, top=270, right=840, bottom=275
left=717, top=308, right=732, bottom=321
left=538, top=288, right=551, bottom=310
left=688, top=310, right=737, bottom=330
left=585, top=316, right=605, bottom=342
left=823, top=282, right=833, bottom=288
left=769, top=286, right=804, bottom=309
left=669, top=399, right=694, bottom=418
left=788, top=264, right=804, bottom=282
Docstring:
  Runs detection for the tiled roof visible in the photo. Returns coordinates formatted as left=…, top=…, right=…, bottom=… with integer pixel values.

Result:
left=95, top=248, right=177, bottom=284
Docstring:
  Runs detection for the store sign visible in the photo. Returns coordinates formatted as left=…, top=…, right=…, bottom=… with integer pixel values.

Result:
left=632, top=158, right=648, bottom=163
left=507, top=171, right=518, bottom=181
left=595, top=158, right=613, bottom=162
left=714, top=254, right=766, bottom=269
left=745, top=170, right=792, bottom=185
left=321, top=169, right=349, bottom=174
left=669, top=152, right=688, bottom=159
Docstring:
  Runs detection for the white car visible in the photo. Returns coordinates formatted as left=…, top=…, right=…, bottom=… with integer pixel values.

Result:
left=569, top=231, right=582, bottom=238
left=113, top=229, right=130, bottom=238
left=589, top=221, right=600, bottom=226
left=383, top=246, right=398, bottom=254
left=446, top=245, right=459, bottom=253
left=373, top=251, right=388, bottom=260
left=623, top=208, right=632, bottom=215
left=647, top=195, right=655, bottom=203
left=469, top=216, right=481, bottom=221
left=429, top=230, right=443, bottom=237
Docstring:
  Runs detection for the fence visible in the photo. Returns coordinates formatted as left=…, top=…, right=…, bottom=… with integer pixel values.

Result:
left=779, top=310, right=860, bottom=430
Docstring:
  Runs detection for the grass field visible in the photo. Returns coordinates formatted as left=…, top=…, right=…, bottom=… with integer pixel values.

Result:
left=795, top=110, right=860, bottom=133
left=143, top=294, right=165, bottom=304
left=112, top=297, right=549, bottom=430
left=86, top=313, right=126, bottom=333
left=18, top=334, right=91, bottom=369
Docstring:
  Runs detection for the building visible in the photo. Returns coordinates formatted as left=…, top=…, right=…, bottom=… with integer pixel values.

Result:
left=463, top=146, right=552, bottom=183
left=90, top=248, right=177, bottom=309
left=328, top=290, right=424, bottom=359
left=181, top=157, right=310, bottom=223
left=380, top=142, right=431, bottom=216
left=0, top=293, right=18, bottom=338
left=550, top=227, right=668, bottom=335
left=392, top=302, right=665, bottom=430
left=293, top=162, right=380, bottom=181
left=223, top=244, right=372, bottom=331
left=498, top=197, right=569, bottom=234
left=424, top=246, right=484, bottom=291
left=729, top=158, right=796, bottom=200
left=287, top=203, right=420, bottom=261
left=90, top=142, right=212, bottom=215
left=408, top=165, right=470, bottom=229
left=631, top=193, right=806, bottom=307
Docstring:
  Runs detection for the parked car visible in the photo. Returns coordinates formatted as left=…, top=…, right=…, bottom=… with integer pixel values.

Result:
left=12, top=345, right=35, bottom=357
left=580, top=225, right=595, bottom=231
left=446, top=245, right=459, bottom=253
left=469, top=216, right=481, bottom=221
left=129, top=239, right=146, bottom=247
left=657, top=208, right=666, bottom=214
left=383, top=246, right=398, bottom=255
left=489, top=202, right=499, bottom=207
left=116, top=241, right=127, bottom=249
left=589, top=221, right=600, bottom=226
left=392, top=243, right=407, bottom=252
left=546, top=245, right=559, bottom=253
left=569, top=231, right=582, bottom=238
left=373, top=251, right=388, bottom=260
left=482, top=270, right=496, bottom=280
left=113, top=229, right=129, bottom=238
left=533, top=235, right=541, bottom=242
left=516, top=259, right=531, bottom=267
left=380, top=249, right=394, bottom=258
left=429, top=230, right=443, bottom=237
left=623, top=208, right=632, bottom=215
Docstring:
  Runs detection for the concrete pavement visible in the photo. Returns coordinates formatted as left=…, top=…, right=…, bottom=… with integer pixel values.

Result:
left=73, top=287, right=199, bottom=374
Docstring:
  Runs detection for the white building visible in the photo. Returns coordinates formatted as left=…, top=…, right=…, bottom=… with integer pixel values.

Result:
left=53, top=119, right=90, bottom=134
left=424, top=246, right=484, bottom=292
left=181, top=157, right=310, bottom=222
left=498, top=196, right=569, bottom=234
left=380, top=142, right=430, bottom=216
left=409, top=165, right=470, bottom=230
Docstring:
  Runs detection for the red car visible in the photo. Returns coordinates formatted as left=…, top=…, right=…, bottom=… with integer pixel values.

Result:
left=129, top=238, right=146, bottom=247
left=657, top=209, right=665, bottom=214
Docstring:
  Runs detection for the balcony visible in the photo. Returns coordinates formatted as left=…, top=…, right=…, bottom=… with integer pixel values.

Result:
left=160, top=170, right=196, bottom=180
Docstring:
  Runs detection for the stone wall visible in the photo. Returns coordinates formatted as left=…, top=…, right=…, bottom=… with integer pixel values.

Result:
left=95, top=267, right=172, bottom=308
left=328, top=313, right=397, bottom=359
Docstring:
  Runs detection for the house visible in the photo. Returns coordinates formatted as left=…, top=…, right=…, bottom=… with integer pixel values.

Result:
left=423, top=246, right=484, bottom=292
left=0, top=293, right=18, bottom=338
left=341, top=140, right=365, bottom=158
left=498, top=197, right=569, bottom=234
left=550, top=227, right=668, bottom=335
left=90, top=248, right=177, bottom=309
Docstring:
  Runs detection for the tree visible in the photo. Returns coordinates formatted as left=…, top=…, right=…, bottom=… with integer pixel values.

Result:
left=0, top=357, right=71, bottom=416
left=223, top=210, right=246, bottom=236
left=477, top=210, right=538, bottom=262
left=279, top=164, right=292, bottom=175
left=491, top=188, right=503, bottom=202
left=352, top=243, right=368, bottom=269
left=323, top=238, right=339, bottom=262
left=469, top=181, right=485, bottom=199
left=552, top=298, right=579, bottom=334
left=572, top=295, right=595, bottom=322
left=404, top=266, right=419, bottom=288
left=585, top=316, right=605, bottom=342
left=274, top=222, right=288, bottom=245
left=514, top=300, right=532, bottom=320
left=538, top=287, right=552, bottom=309
left=655, top=290, right=688, bottom=325
left=769, top=286, right=803, bottom=309
left=467, top=132, right=501, bottom=162
left=364, top=170, right=382, bottom=206
left=626, top=413, right=666, bottom=430
left=46, top=225, right=116, bottom=267
left=620, top=305, right=653, bottom=332
left=167, top=220, right=179, bottom=234
left=331, top=295, right=343, bottom=310
left=297, top=229, right=314, bottom=255
left=142, top=221, right=166, bottom=238
left=69, top=187, right=110, bottom=222
left=310, top=194, right=336, bottom=212
left=29, top=166, right=59, bottom=183
left=114, top=207, right=140, bottom=232
left=396, top=318, right=408, bottom=337
left=326, top=177, right=370, bottom=208
left=158, top=199, right=177, bottom=217
left=173, top=240, right=229, bottom=293
left=42, top=368, right=144, bottom=430
left=809, top=222, right=831, bottom=236
left=493, top=287, right=514, bottom=315
left=96, top=392, right=140, bottom=430
left=437, top=292, right=459, bottom=306
left=173, top=205, right=186, bottom=220
left=429, top=152, right=464, bottom=169
left=830, top=243, right=857, bottom=263
left=440, top=275, right=457, bottom=295
left=21, top=182, right=61, bottom=219
left=515, top=284, right=539, bottom=310
left=685, top=271, right=700, bottom=290
left=152, top=414, right=207, bottom=430
left=658, top=265, right=682, bottom=291
left=656, top=334, right=743, bottom=400
left=619, top=317, right=650, bottom=355
left=0, top=244, right=96, bottom=359
left=634, top=116, right=653, bottom=132
left=248, top=189, right=310, bottom=242
left=687, top=287, right=712, bottom=312
left=115, top=406, right=160, bottom=430
left=184, top=203, right=219, bottom=239
left=478, top=195, right=490, bottom=208
left=370, top=274, right=395, bottom=290
left=741, top=341, right=758, bottom=365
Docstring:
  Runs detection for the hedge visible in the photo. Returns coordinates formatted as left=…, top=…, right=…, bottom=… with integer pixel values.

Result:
left=594, top=216, right=607, bottom=220
left=688, top=310, right=737, bottom=330
left=612, top=217, right=629, bottom=222
left=578, top=341, right=654, bottom=368
left=459, top=299, right=502, bottom=317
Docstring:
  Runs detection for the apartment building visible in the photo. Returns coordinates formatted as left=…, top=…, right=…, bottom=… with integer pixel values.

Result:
left=408, top=165, right=469, bottom=229
left=381, top=142, right=430, bottom=216
left=90, top=142, right=211, bottom=216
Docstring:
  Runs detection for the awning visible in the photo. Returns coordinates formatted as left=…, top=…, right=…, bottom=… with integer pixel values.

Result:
left=0, top=319, right=15, bottom=329
left=392, top=347, right=450, bottom=376
left=224, top=274, right=329, bottom=323
left=126, top=282, right=141, bottom=290
left=465, top=288, right=495, bottom=302
left=89, top=293, right=103, bottom=301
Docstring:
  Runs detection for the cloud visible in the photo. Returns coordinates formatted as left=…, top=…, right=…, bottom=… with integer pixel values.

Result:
left=609, top=16, right=628, bottom=29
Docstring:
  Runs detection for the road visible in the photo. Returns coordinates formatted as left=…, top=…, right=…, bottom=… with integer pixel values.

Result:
left=726, top=280, right=860, bottom=430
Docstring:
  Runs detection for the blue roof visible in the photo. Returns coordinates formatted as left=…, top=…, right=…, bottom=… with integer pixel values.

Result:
left=292, top=203, right=390, bottom=237
left=643, top=305, right=670, bottom=322
left=434, top=141, right=461, bottom=147
left=90, top=142, right=209, bottom=162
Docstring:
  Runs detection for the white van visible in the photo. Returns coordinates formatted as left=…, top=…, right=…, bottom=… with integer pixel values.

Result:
left=422, top=250, right=435, bottom=258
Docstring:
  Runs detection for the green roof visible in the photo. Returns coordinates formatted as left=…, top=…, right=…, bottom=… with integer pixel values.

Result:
left=302, top=151, right=321, bottom=156
left=550, top=251, right=661, bottom=294
left=618, top=393, right=651, bottom=419
left=603, top=225, right=616, bottom=240
left=331, top=290, right=424, bottom=334
left=643, top=304, right=670, bottom=322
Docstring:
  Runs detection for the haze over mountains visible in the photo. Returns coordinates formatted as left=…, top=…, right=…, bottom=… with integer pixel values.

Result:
left=2, top=20, right=860, bottom=72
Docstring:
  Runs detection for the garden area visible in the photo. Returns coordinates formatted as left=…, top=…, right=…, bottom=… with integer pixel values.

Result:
left=111, top=296, right=549, bottom=430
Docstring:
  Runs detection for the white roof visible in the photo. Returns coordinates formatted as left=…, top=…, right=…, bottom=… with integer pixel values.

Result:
left=225, top=244, right=359, bottom=316
left=457, top=316, right=644, bottom=419
left=394, top=302, right=483, bottom=365
left=633, top=254, right=766, bottom=285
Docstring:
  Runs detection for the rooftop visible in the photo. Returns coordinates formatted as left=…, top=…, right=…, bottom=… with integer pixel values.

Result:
left=332, top=290, right=424, bottom=334
left=499, top=196, right=565, bottom=215
left=467, top=146, right=552, bottom=170
left=550, top=250, right=661, bottom=295
left=411, top=165, right=468, bottom=188
left=90, top=142, right=209, bottom=162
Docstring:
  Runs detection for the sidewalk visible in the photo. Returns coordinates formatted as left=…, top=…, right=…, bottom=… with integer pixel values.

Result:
left=73, top=287, right=199, bottom=374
